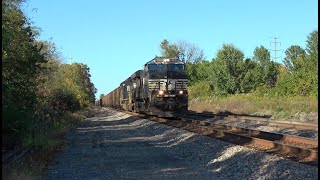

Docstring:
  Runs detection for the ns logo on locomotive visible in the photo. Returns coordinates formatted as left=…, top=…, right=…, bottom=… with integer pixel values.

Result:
left=97, top=57, right=188, bottom=117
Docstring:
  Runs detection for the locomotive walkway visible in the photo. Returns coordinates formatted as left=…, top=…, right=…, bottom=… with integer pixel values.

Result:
left=45, top=107, right=318, bottom=179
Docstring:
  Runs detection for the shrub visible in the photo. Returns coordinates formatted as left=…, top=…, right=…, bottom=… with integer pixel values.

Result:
left=188, top=81, right=213, bottom=98
left=50, top=88, right=81, bottom=112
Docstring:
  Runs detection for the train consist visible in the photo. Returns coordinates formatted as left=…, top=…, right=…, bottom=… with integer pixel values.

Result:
left=96, top=57, right=188, bottom=117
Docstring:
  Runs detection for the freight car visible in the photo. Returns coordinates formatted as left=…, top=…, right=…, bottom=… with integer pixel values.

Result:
left=98, top=56, right=188, bottom=117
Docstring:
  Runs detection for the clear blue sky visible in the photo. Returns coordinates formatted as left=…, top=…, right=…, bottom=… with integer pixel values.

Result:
left=24, top=0, right=318, bottom=99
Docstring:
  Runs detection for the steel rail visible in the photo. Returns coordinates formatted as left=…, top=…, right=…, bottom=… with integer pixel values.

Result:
left=165, top=118, right=318, bottom=165
left=2, top=145, right=34, bottom=167
left=186, top=112, right=318, bottom=130
left=122, top=110, right=318, bottom=166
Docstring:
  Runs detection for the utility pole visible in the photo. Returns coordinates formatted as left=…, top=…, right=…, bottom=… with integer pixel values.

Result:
left=68, top=54, right=72, bottom=64
left=269, top=36, right=283, bottom=62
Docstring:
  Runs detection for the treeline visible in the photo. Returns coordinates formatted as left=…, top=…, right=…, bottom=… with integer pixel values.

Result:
left=2, top=0, right=96, bottom=148
left=159, top=30, right=318, bottom=97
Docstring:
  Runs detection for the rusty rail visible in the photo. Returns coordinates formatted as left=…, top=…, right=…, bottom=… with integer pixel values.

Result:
left=173, top=118, right=318, bottom=165
left=119, top=109, right=318, bottom=166
left=186, top=112, right=318, bottom=130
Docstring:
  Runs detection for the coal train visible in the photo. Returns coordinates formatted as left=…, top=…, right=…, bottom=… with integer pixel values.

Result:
left=96, top=57, right=188, bottom=117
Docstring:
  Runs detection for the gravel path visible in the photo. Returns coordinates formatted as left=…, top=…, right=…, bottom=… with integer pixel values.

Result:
left=45, top=107, right=318, bottom=179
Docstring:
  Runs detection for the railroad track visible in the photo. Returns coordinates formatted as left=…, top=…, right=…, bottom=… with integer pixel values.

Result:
left=123, top=110, right=318, bottom=166
left=2, top=145, right=34, bottom=168
left=185, top=112, right=318, bottom=130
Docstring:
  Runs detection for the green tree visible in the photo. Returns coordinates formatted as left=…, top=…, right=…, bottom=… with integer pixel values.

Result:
left=160, top=39, right=179, bottom=58
left=253, top=45, right=271, bottom=67
left=283, top=45, right=306, bottom=72
left=208, top=44, right=245, bottom=94
left=100, top=94, right=105, bottom=99
left=159, top=39, right=206, bottom=85
left=185, top=61, right=211, bottom=85
left=58, top=63, right=97, bottom=108
left=2, top=0, right=46, bottom=142
left=176, top=40, right=204, bottom=64
left=305, top=30, right=318, bottom=96
left=264, top=61, right=279, bottom=88
left=274, top=30, right=318, bottom=96
left=239, top=58, right=259, bottom=93
left=2, top=0, right=98, bottom=150
left=195, top=60, right=211, bottom=81
left=252, top=46, right=279, bottom=88
left=306, top=30, right=318, bottom=62
left=35, top=41, right=62, bottom=97
left=252, top=46, right=271, bottom=87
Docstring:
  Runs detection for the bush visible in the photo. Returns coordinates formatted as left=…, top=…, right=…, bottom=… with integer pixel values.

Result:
left=188, top=81, right=213, bottom=98
left=50, top=88, right=81, bottom=112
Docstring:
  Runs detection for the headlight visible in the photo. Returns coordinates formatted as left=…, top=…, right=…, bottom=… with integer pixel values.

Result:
left=179, top=90, right=183, bottom=94
left=158, top=90, right=164, bottom=95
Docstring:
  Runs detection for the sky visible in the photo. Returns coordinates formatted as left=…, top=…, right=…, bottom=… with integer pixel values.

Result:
left=23, top=0, right=318, bottom=99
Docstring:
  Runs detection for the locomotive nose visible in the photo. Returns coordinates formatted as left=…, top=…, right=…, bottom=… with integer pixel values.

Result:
left=166, top=98, right=176, bottom=110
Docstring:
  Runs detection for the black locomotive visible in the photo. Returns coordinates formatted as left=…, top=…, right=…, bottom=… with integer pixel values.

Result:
left=97, top=57, right=188, bottom=117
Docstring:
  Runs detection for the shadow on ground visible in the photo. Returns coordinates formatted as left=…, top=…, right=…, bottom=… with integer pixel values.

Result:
left=46, top=109, right=318, bottom=179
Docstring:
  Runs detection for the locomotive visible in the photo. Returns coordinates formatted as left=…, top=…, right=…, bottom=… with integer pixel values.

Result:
left=97, top=56, right=188, bottom=117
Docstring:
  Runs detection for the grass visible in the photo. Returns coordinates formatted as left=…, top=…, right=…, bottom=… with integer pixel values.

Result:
left=189, top=94, right=318, bottom=122
left=2, top=108, right=93, bottom=180
left=2, top=137, right=63, bottom=180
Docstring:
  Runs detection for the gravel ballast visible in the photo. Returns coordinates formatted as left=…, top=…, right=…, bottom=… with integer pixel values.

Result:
left=213, top=119, right=318, bottom=139
left=45, top=108, right=318, bottom=179
left=195, top=116, right=318, bottom=139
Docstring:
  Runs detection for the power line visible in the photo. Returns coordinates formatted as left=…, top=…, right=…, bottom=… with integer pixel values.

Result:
left=268, top=36, right=283, bottom=62
left=68, top=54, right=72, bottom=64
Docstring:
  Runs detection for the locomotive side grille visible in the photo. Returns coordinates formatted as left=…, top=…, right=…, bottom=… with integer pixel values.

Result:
left=148, top=79, right=187, bottom=90
left=148, top=79, right=166, bottom=90
left=174, top=80, right=187, bottom=90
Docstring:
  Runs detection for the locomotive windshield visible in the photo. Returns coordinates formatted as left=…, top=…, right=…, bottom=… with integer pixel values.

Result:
left=148, top=64, right=184, bottom=71
left=148, top=64, right=187, bottom=79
